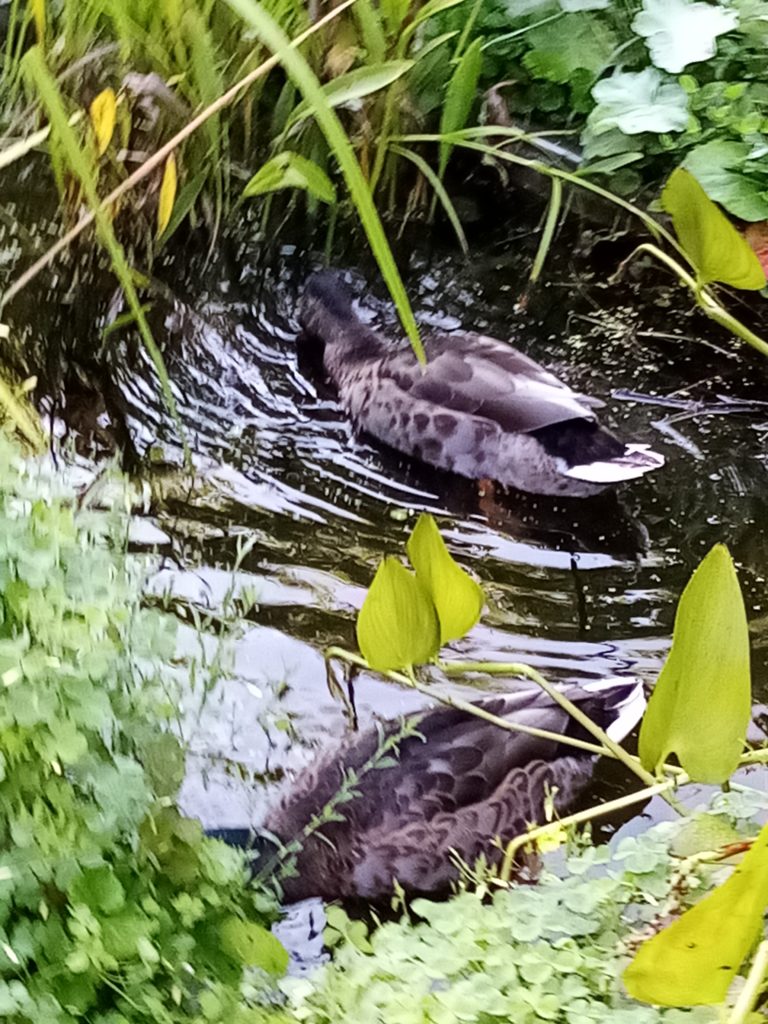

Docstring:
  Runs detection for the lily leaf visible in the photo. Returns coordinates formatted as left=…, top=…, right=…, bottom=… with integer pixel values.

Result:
left=242, top=152, right=336, bottom=205
left=638, top=543, right=750, bottom=783
left=624, top=821, right=768, bottom=1005
left=357, top=556, right=439, bottom=672
left=406, top=514, right=483, bottom=644
left=661, top=168, right=766, bottom=290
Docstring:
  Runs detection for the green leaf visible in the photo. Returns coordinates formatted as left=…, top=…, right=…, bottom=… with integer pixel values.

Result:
left=523, top=13, right=617, bottom=84
left=357, top=557, right=440, bottom=671
left=438, top=37, right=482, bottom=178
left=219, top=917, right=289, bottom=975
left=631, top=0, right=738, bottom=75
left=288, top=62, right=414, bottom=128
left=242, top=152, right=336, bottom=205
left=70, top=866, right=125, bottom=914
left=661, top=168, right=766, bottom=290
left=624, top=821, right=768, bottom=1006
left=682, top=141, right=768, bottom=222
left=405, top=514, right=483, bottom=645
left=588, top=67, right=688, bottom=136
left=638, top=543, right=751, bottom=783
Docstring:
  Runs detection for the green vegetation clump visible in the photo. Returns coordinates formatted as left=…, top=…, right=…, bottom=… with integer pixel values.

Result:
left=284, top=792, right=768, bottom=1024
left=0, top=438, right=286, bottom=1023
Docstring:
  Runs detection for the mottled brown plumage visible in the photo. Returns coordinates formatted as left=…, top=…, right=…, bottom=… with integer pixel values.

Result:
left=298, top=271, right=664, bottom=497
left=265, top=680, right=644, bottom=901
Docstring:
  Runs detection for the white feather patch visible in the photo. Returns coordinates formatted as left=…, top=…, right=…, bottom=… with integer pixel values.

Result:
left=565, top=443, right=665, bottom=483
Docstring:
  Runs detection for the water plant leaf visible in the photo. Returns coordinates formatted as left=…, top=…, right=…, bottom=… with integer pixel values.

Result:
left=661, top=168, right=766, bottom=290
left=219, top=917, right=289, bottom=975
left=438, top=37, right=482, bottom=178
left=242, top=152, right=336, bottom=204
left=632, top=0, right=738, bottom=74
left=638, top=543, right=750, bottom=783
left=406, top=514, right=483, bottom=645
left=89, top=88, right=116, bottom=157
left=288, top=62, right=413, bottom=127
left=156, top=152, right=177, bottom=238
left=623, top=821, right=768, bottom=1005
left=357, top=556, right=440, bottom=671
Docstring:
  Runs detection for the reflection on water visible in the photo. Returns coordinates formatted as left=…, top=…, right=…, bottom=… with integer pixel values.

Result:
left=58, top=242, right=768, bottom=828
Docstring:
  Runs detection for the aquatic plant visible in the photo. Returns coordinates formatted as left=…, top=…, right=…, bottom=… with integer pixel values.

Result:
left=282, top=789, right=768, bottom=1023
left=0, top=437, right=286, bottom=1022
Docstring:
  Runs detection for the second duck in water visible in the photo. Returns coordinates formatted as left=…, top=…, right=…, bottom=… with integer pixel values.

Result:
left=298, top=271, right=664, bottom=497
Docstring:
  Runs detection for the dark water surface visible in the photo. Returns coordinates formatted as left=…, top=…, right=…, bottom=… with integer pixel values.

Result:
left=75, top=234, right=768, bottom=834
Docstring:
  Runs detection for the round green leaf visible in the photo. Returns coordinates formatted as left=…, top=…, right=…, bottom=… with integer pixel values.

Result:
left=406, top=514, right=484, bottom=645
left=357, top=556, right=440, bottom=671
left=661, top=168, right=766, bottom=290
left=219, top=916, right=289, bottom=975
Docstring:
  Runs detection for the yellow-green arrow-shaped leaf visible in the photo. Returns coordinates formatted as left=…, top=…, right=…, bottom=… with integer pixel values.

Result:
left=662, top=168, right=766, bottom=290
left=406, top=514, right=484, bottom=644
left=639, top=543, right=750, bottom=783
left=242, top=151, right=336, bottom=205
left=357, top=556, right=440, bottom=672
left=624, top=822, right=768, bottom=1005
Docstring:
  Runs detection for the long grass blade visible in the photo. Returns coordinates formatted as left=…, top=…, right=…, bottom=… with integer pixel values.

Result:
left=225, top=0, right=425, bottom=364
left=529, top=175, right=561, bottom=286
left=437, top=37, right=482, bottom=180
left=390, top=144, right=468, bottom=256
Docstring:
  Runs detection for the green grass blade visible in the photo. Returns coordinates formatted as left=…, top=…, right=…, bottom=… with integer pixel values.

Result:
left=391, top=144, right=468, bottom=256
left=437, top=37, right=482, bottom=180
left=225, top=0, right=424, bottom=364
left=529, top=175, right=561, bottom=285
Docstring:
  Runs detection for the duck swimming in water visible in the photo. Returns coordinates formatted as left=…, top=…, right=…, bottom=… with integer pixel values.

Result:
left=262, top=678, right=644, bottom=901
left=298, top=271, right=664, bottom=498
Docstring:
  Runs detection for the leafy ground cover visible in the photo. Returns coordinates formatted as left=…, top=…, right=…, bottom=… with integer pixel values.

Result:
left=0, top=437, right=286, bottom=1023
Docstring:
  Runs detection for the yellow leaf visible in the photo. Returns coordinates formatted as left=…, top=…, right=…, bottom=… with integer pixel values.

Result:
left=31, top=0, right=46, bottom=45
left=623, top=822, right=768, bottom=1006
left=157, top=153, right=177, bottom=238
left=89, top=88, right=117, bottom=157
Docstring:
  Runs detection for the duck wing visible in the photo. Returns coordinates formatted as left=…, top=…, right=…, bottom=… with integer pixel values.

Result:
left=380, top=332, right=602, bottom=434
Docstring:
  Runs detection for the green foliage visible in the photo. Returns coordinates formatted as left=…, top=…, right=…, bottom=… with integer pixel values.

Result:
left=284, top=792, right=768, bottom=1023
left=639, top=542, right=752, bottom=782
left=356, top=514, right=483, bottom=671
left=660, top=170, right=766, bottom=290
left=625, top=820, right=768, bottom=1006
left=243, top=153, right=337, bottom=205
left=0, top=437, right=282, bottom=1023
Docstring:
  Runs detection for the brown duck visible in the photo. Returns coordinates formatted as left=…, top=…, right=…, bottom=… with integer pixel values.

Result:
left=262, top=679, right=644, bottom=901
left=298, top=271, right=664, bottom=497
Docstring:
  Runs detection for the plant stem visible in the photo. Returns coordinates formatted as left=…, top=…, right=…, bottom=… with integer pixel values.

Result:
left=727, top=939, right=768, bottom=1024
left=439, top=659, right=660, bottom=789
left=498, top=776, right=683, bottom=882
left=325, top=646, right=613, bottom=756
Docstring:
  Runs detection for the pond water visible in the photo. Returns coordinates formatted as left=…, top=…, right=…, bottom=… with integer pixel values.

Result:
left=67, top=227, right=768, bottom=840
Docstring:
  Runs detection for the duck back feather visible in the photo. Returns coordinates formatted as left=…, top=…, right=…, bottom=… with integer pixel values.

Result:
left=263, top=679, right=645, bottom=901
left=298, top=271, right=664, bottom=497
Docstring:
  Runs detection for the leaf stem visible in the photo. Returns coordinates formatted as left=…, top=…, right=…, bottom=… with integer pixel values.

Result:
left=498, top=776, right=684, bottom=883
left=727, top=939, right=768, bottom=1024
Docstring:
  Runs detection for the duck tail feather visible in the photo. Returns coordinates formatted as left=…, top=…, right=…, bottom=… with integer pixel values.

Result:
left=565, top=443, right=665, bottom=483
left=582, top=677, right=646, bottom=743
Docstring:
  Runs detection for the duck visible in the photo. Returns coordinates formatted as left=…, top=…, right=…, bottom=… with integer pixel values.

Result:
left=298, top=270, right=664, bottom=498
left=258, top=678, right=645, bottom=901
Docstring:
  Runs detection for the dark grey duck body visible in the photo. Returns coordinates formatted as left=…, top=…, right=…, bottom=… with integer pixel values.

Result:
left=298, top=271, right=664, bottom=497
left=265, top=680, right=644, bottom=901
